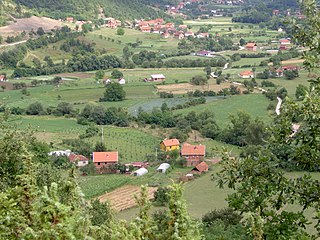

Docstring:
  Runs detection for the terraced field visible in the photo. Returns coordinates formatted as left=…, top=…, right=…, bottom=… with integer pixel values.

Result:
left=98, top=185, right=157, bottom=211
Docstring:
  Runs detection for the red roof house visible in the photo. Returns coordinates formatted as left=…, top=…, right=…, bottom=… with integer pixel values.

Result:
left=140, top=26, right=151, bottom=33
left=279, top=39, right=291, bottom=45
left=191, top=161, right=209, bottom=174
left=239, top=70, right=254, bottom=79
left=181, top=143, right=206, bottom=166
left=68, top=153, right=89, bottom=167
left=93, top=152, right=118, bottom=173
left=246, top=42, right=257, bottom=51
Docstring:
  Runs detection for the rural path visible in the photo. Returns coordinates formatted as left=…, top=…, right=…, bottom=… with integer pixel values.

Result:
left=276, top=97, right=282, bottom=115
left=0, top=40, right=27, bottom=48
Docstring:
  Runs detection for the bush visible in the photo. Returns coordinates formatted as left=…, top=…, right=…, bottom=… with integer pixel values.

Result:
left=202, top=208, right=242, bottom=227
left=154, top=186, right=170, bottom=206
left=26, top=102, right=45, bottom=115
left=190, top=75, right=208, bottom=85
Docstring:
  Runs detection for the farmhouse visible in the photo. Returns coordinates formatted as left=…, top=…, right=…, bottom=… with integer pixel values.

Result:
left=246, top=42, right=257, bottom=51
left=275, top=65, right=299, bottom=77
left=196, top=50, right=213, bottom=57
left=160, top=138, right=180, bottom=152
left=66, top=17, right=74, bottom=23
left=197, top=32, right=209, bottom=38
left=184, top=31, right=195, bottom=37
left=151, top=74, right=166, bottom=81
left=279, top=38, right=291, bottom=45
left=92, top=151, right=118, bottom=173
left=157, top=163, right=170, bottom=173
left=191, top=161, right=209, bottom=175
left=174, top=32, right=185, bottom=40
left=239, top=70, right=254, bottom=79
left=68, top=153, right=89, bottom=167
left=0, top=75, right=7, bottom=82
left=162, top=32, right=170, bottom=38
left=140, top=26, right=151, bottom=33
left=180, top=143, right=206, bottom=167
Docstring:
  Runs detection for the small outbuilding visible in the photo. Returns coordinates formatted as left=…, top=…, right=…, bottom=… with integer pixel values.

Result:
left=118, top=78, right=126, bottom=85
left=157, top=163, right=170, bottom=173
left=191, top=161, right=209, bottom=175
left=151, top=74, right=166, bottom=81
left=133, top=167, right=148, bottom=177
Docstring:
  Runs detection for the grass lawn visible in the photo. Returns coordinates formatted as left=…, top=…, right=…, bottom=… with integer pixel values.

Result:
left=117, top=165, right=231, bottom=220
left=89, top=126, right=161, bottom=164
left=175, top=93, right=272, bottom=127
left=6, top=115, right=86, bottom=144
left=78, top=174, right=131, bottom=199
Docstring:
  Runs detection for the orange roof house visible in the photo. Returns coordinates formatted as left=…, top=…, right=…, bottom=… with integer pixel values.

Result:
left=93, top=152, right=118, bottom=173
left=140, top=26, right=151, bottom=33
left=160, top=139, right=180, bottom=152
left=191, top=161, right=209, bottom=174
left=239, top=70, right=254, bottom=79
left=279, top=39, right=291, bottom=45
left=246, top=42, right=257, bottom=51
left=181, top=143, right=205, bottom=166
left=68, top=153, right=88, bottom=167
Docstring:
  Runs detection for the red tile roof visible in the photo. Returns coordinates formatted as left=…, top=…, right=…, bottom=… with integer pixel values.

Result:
left=279, top=39, right=290, bottom=43
left=239, top=70, right=253, bottom=76
left=246, top=42, right=257, bottom=48
left=161, top=139, right=180, bottom=147
left=193, top=161, right=209, bottom=172
left=181, top=143, right=205, bottom=156
left=93, top=152, right=118, bottom=163
left=69, top=153, right=88, bottom=162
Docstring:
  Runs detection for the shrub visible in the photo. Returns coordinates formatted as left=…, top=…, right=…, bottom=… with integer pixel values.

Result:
left=202, top=208, right=242, bottom=227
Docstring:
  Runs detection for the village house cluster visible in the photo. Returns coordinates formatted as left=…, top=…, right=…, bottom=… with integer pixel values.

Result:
left=49, top=138, right=209, bottom=178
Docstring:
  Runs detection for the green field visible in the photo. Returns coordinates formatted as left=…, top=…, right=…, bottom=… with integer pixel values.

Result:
left=175, top=93, right=272, bottom=127
left=89, top=126, right=161, bottom=163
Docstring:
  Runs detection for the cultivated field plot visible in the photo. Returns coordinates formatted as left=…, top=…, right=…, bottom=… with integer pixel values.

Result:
left=0, top=16, right=62, bottom=36
left=98, top=185, right=157, bottom=211
left=89, top=126, right=161, bottom=163
left=156, top=81, right=246, bottom=94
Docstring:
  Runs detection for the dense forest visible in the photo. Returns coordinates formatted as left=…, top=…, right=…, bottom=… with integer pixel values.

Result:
left=12, top=0, right=171, bottom=20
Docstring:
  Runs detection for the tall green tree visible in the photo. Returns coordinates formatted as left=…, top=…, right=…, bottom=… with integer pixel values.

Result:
left=101, top=82, right=126, bottom=102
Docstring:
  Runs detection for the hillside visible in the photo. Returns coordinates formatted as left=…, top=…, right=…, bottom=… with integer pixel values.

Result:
left=12, top=0, right=171, bottom=20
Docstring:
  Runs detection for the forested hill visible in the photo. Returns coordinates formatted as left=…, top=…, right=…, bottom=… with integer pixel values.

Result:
left=12, top=0, right=173, bottom=20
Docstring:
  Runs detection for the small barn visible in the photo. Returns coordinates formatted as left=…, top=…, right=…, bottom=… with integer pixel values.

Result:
left=191, top=161, right=209, bottom=175
left=133, top=167, right=148, bottom=177
left=157, top=163, right=170, bottom=173
left=151, top=74, right=166, bottom=81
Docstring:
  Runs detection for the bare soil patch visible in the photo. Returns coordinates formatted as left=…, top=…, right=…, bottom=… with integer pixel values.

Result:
left=0, top=16, right=62, bottom=35
left=281, top=59, right=304, bottom=64
left=156, top=81, right=246, bottom=94
left=54, top=72, right=94, bottom=79
left=98, top=185, right=157, bottom=211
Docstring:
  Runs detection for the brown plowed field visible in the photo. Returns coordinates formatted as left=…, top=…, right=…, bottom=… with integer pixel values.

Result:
left=98, top=185, right=157, bottom=211
left=156, top=81, right=246, bottom=95
left=0, top=16, right=62, bottom=35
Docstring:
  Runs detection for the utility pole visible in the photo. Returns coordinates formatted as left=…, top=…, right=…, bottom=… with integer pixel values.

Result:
left=101, top=127, right=104, bottom=143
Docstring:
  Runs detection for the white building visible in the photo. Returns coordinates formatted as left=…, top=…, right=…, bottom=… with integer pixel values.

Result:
left=133, top=167, right=148, bottom=176
left=157, top=163, right=170, bottom=173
